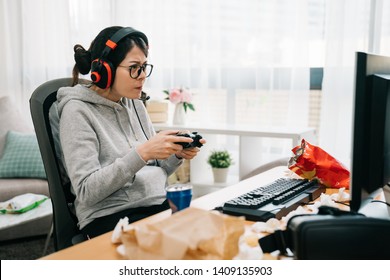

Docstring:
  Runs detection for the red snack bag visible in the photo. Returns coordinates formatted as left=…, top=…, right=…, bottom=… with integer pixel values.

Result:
left=288, top=139, right=350, bottom=189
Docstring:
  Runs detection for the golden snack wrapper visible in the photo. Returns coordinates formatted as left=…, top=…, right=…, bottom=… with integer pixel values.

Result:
left=119, top=207, right=245, bottom=260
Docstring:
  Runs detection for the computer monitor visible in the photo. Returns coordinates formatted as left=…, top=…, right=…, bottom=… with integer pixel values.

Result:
left=350, top=51, right=390, bottom=214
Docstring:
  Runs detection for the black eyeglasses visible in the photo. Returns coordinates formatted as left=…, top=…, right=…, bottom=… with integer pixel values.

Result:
left=118, top=63, right=153, bottom=79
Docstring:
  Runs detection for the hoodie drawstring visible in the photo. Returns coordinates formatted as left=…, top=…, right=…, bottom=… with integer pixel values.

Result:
left=113, top=105, right=137, bottom=148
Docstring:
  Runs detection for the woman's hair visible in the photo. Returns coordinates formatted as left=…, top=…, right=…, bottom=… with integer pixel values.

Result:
left=72, top=26, right=149, bottom=86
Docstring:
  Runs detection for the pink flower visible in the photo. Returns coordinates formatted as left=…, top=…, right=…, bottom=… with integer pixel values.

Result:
left=164, top=87, right=195, bottom=112
left=168, top=89, right=183, bottom=104
left=181, top=88, right=192, bottom=103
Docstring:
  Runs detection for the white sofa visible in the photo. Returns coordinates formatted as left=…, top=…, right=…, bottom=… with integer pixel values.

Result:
left=0, top=95, right=52, bottom=241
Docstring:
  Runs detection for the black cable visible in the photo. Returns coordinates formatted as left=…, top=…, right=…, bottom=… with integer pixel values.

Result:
left=301, top=200, right=350, bottom=207
left=302, top=202, right=316, bottom=205
left=333, top=200, right=350, bottom=207
left=371, top=200, right=390, bottom=207
left=132, top=99, right=149, bottom=140
left=317, top=205, right=365, bottom=216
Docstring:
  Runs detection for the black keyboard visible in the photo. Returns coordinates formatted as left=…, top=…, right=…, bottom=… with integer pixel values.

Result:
left=221, top=178, right=326, bottom=222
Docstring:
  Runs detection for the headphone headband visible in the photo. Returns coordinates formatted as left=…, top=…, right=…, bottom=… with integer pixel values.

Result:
left=100, top=27, right=149, bottom=59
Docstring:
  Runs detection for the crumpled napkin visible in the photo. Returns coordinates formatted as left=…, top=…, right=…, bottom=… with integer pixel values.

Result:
left=111, top=216, right=130, bottom=244
left=233, top=227, right=263, bottom=260
left=251, top=188, right=350, bottom=234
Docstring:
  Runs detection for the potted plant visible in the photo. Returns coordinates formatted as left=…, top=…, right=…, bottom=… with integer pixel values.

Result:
left=207, top=150, right=233, bottom=183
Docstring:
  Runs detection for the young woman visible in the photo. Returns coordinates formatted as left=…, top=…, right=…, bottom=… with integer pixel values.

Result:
left=57, top=26, right=205, bottom=238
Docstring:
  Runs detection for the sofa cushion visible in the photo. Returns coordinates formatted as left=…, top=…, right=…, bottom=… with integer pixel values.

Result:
left=0, top=207, right=52, bottom=242
left=0, top=131, right=46, bottom=179
left=0, top=178, right=49, bottom=201
left=0, top=96, right=33, bottom=157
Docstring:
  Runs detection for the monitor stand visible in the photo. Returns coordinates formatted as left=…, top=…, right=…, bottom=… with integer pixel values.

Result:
left=358, top=187, right=390, bottom=219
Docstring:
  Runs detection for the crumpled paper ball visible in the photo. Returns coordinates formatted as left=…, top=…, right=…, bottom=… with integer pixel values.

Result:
left=250, top=188, right=350, bottom=234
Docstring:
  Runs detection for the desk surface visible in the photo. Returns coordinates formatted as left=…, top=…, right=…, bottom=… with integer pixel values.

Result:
left=154, top=122, right=316, bottom=141
left=40, top=166, right=327, bottom=260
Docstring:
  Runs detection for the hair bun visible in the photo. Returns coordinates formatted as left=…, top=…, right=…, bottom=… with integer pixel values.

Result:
left=73, top=44, right=92, bottom=75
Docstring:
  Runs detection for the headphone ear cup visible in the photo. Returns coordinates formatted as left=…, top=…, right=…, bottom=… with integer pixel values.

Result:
left=90, top=59, right=115, bottom=89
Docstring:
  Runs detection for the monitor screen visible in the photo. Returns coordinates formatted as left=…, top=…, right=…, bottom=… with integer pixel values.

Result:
left=350, top=52, right=390, bottom=213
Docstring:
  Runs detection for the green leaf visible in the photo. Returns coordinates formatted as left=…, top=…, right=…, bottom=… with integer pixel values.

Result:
left=187, top=103, right=195, bottom=111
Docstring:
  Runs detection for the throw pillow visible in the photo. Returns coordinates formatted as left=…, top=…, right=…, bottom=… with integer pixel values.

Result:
left=0, top=96, right=33, bottom=157
left=0, top=131, right=46, bottom=179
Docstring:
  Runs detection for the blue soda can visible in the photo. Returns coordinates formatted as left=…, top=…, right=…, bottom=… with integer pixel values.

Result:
left=166, top=184, right=193, bottom=213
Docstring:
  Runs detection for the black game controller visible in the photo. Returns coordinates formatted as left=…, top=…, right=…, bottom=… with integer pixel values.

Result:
left=175, top=132, right=203, bottom=149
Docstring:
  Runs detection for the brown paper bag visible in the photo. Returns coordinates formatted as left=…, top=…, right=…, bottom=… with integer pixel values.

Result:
left=120, top=207, right=245, bottom=260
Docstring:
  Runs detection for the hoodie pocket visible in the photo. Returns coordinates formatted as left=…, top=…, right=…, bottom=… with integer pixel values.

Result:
left=124, top=165, right=167, bottom=202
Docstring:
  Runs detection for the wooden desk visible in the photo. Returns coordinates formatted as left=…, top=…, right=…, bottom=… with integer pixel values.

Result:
left=40, top=166, right=321, bottom=260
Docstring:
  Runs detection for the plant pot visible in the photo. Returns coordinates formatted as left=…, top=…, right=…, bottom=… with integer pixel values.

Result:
left=212, top=167, right=229, bottom=183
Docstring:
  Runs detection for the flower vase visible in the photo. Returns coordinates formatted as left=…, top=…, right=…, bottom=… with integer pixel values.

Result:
left=173, top=103, right=187, bottom=125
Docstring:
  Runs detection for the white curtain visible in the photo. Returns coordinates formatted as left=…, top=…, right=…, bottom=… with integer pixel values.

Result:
left=1, top=0, right=310, bottom=126
left=1, top=0, right=390, bottom=163
left=319, top=0, right=390, bottom=164
left=111, top=0, right=311, bottom=132
left=0, top=0, right=72, bottom=122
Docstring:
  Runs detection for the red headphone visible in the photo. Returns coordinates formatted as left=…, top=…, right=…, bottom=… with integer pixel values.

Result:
left=90, top=27, right=149, bottom=89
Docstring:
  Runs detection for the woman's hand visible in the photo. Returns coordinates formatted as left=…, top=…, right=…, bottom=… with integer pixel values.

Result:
left=136, top=130, right=193, bottom=161
left=175, top=138, right=206, bottom=160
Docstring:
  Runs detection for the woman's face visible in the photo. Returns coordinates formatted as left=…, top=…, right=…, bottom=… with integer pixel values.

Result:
left=110, top=45, right=148, bottom=101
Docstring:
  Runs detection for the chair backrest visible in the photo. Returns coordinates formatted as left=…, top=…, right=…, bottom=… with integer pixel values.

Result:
left=30, top=78, right=85, bottom=251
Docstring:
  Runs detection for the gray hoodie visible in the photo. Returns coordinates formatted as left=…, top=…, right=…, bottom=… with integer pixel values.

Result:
left=57, top=84, right=182, bottom=229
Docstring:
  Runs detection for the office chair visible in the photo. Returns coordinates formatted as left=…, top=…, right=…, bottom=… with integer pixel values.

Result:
left=30, top=78, right=87, bottom=251
left=241, top=157, right=290, bottom=180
